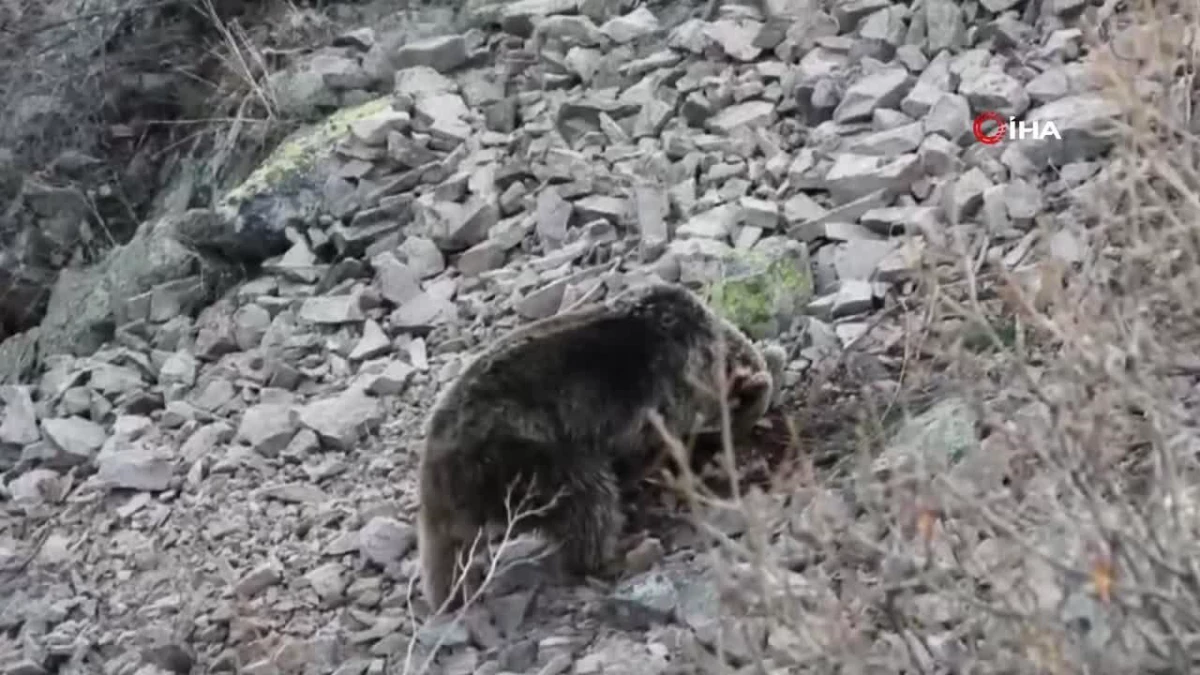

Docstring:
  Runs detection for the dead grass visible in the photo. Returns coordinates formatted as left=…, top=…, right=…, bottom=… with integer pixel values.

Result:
left=0, top=0, right=333, bottom=251
left=650, top=0, right=1200, bottom=672
left=0, top=0, right=335, bottom=338
left=396, top=481, right=562, bottom=675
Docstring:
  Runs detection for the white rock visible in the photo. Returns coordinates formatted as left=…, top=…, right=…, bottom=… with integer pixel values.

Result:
left=350, top=320, right=392, bottom=361
left=40, top=417, right=107, bottom=465
left=296, top=389, right=384, bottom=451
left=300, top=295, right=366, bottom=325
left=0, top=386, right=40, bottom=446
left=237, top=403, right=300, bottom=457
left=359, top=517, right=415, bottom=566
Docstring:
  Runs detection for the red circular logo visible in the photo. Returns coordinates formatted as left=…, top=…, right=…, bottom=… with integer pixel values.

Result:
left=973, top=112, right=1006, bottom=145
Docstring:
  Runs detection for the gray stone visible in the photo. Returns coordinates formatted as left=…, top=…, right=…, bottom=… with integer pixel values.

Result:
left=601, top=6, right=660, bottom=43
left=704, top=19, right=764, bottom=62
left=235, top=561, right=283, bottom=598
left=305, top=562, right=349, bottom=605
left=419, top=196, right=500, bottom=252
left=372, top=252, right=423, bottom=306
left=414, top=91, right=472, bottom=143
left=296, top=388, right=385, bottom=451
left=40, top=417, right=107, bottom=466
left=192, top=378, right=236, bottom=413
left=846, top=122, right=924, bottom=156
left=944, top=168, right=993, bottom=224
left=300, top=295, right=366, bottom=325
left=574, top=195, right=628, bottom=225
left=1005, top=94, right=1121, bottom=170
left=0, top=329, right=39, bottom=386
left=822, top=153, right=921, bottom=204
left=901, top=52, right=954, bottom=116
left=269, top=57, right=346, bottom=117
left=458, top=240, right=508, bottom=276
left=193, top=302, right=239, bottom=361
left=833, top=66, right=913, bottom=123
left=95, top=440, right=174, bottom=492
left=782, top=193, right=829, bottom=227
left=517, top=279, right=570, bottom=320
left=393, top=35, right=470, bottom=74
left=361, top=360, right=415, bottom=396
left=829, top=240, right=902, bottom=281
left=158, top=352, right=198, bottom=388
left=678, top=203, right=738, bottom=241
left=237, top=403, right=300, bottom=457
left=37, top=211, right=222, bottom=360
left=1049, top=229, right=1086, bottom=264
left=918, top=133, right=963, bottom=175
left=707, top=100, right=776, bottom=133
left=739, top=197, right=779, bottom=230
left=960, top=69, right=1030, bottom=118
left=359, top=517, right=415, bottom=566
left=1004, top=179, right=1043, bottom=226
left=391, top=291, right=456, bottom=329
left=7, top=468, right=62, bottom=504
left=398, top=236, right=446, bottom=279
left=349, top=109, right=411, bottom=146
left=606, top=570, right=679, bottom=630
left=925, top=0, right=964, bottom=52
left=808, top=279, right=875, bottom=319
left=350, top=320, right=392, bottom=361
left=924, top=93, right=972, bottom=143
left=88, top=363, right=144, bottom=397
left=875, top=239, right=923, bottom=282
left=794, top=221, right=881, bottom=244
left=0, top=386, right=40, bottom=446
left=148, top=277, right=208, bottom=323
left=635, top=184, right=670, bottom=257
left=233, top=304, right=272, bottom=351
left=260, top=482, right=328, bottom=504
left=112, top=414, right=152, bottom=438
left=860, top=6, right=907, bottom=45
left=536, top=188, right=573, bottom=251
left=394, top=65, right=458, bottom=97
left=980, top=184, right=1013, bottom=235
left=1026, top=67, right=1071, bottom=104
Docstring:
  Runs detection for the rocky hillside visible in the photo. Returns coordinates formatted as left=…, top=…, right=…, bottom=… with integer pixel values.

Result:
left=2, top=0, right=1196, bottom=672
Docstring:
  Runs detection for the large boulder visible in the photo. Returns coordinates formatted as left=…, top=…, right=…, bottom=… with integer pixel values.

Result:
left=23, top=209, right=237, bottom=366
left=213, top=95, right=403, bottom=264
left=0, top=0, right=253, bottom=343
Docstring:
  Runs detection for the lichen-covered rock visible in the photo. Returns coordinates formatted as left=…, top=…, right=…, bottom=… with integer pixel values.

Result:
left=704, top=240, right=814, bottom=341
left=215, top=96, right=397, bottom=263
left=37, top=210, right=232, bottom=359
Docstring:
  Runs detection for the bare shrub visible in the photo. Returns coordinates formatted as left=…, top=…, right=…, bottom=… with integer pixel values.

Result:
left=401, top=478, right=560, bottom=675
left=664, top=1, right=1200, bottom=672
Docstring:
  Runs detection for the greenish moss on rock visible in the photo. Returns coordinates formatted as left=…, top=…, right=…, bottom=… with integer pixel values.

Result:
left=213, top=96, right=397, bottom=262
left=704, top=245, right=814, bottom=340
left=220, top=96, right=392, bottom=212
